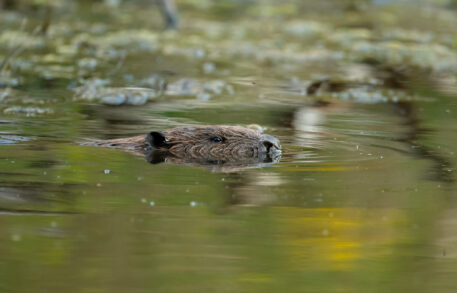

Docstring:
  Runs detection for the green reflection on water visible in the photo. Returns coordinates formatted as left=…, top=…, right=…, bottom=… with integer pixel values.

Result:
left=1, top=0, right=457, bottom=292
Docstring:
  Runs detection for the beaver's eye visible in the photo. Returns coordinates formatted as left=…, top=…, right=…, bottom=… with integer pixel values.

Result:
left=210, top=136, right=224, bottom=143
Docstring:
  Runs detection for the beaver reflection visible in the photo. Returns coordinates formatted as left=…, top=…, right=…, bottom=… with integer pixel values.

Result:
left=81, top=126, right=282, bottom=171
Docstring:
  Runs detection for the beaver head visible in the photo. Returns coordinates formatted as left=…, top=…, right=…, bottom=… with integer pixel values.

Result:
left=80, top=125, right=282, bottom=170
left=145, top=126, right=281, bottom=163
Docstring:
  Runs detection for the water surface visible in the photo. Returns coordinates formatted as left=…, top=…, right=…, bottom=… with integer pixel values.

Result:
left=1, top=1, right=457, bottom=292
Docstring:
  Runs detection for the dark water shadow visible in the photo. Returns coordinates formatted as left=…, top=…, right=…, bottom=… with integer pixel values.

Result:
left=374, top=102, right=454, bottom=183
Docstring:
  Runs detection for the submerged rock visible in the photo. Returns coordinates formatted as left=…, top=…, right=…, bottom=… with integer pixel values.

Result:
left=0, top=31, right=45, bottom=50
left=165, top=78, right=202, bottom=96
left=166, top=78, right=235, bottom=99
left=72, top=29, right=159, bottom=55
left=0, top=75, right=22, bottom=88
left=284, top=21, right=329, bottom=38
left=75, top=86, right=161, bottom=106
left=77, top=58, right=98, bottom=71
left=203, top=62, right=216, bottom=74
left=330, top=87, right=413, bottom=103
left=139, top=74, right=167, bottom=92
left=73, top=76, right=166, bottom=106
left=0, top=135, right=31, bottom=145
left=3, top=106, right=54, bottom=116
left=100, top=92, right=126, bottom=105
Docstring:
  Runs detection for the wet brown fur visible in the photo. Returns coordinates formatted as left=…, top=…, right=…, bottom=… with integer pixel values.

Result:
left=80, top=125, right=281, bottom=162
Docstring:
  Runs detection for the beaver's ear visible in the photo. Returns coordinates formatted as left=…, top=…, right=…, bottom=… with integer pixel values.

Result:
left=146, top=131, right=167, bottom=148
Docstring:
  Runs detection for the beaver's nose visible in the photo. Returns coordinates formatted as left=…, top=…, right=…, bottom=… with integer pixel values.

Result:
left=261, top=134, right=281, bottom=152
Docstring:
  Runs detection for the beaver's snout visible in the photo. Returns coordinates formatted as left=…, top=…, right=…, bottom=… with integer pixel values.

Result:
left=260, top=134, right=282, bottom=156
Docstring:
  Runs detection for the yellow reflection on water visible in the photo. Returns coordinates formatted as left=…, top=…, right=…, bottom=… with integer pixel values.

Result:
left=273, top=207, right=408, bottom=271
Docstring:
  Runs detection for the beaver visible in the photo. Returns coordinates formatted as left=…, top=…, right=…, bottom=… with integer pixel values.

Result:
left=81, top=125, right=282, bottom=168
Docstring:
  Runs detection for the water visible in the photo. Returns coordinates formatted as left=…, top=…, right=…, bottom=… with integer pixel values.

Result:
left=1, top=1, right=457, bottom=292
